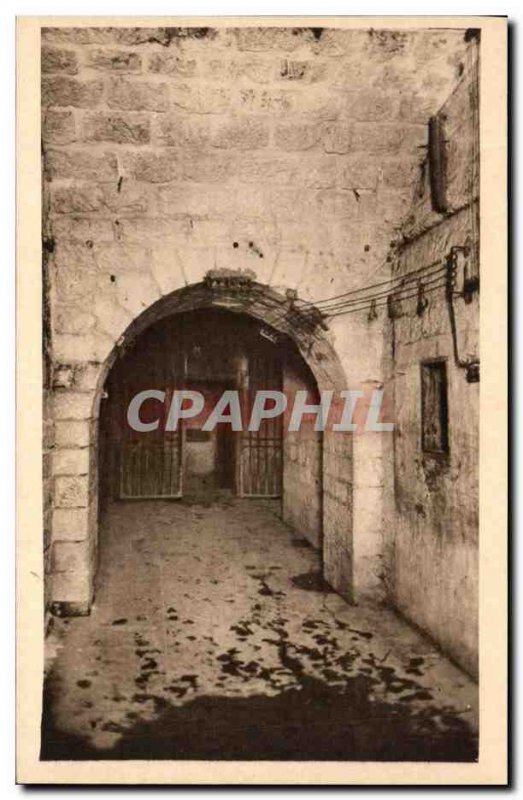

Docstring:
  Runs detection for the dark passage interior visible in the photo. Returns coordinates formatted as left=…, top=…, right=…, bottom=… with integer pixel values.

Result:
left=99, top=309, right=317, bottom=505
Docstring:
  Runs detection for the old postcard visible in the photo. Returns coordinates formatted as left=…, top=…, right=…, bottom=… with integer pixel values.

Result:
left=16, top=15, right=507, bottom=784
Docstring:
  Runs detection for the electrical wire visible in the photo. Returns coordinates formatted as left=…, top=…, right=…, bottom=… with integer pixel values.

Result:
left=211, top=255, right=451, bottom=331
left=310, top=264, right=447, bottom=314
left=328, top=278, right=449, bottom=318
left=243, top=265, right=450, bottom=330
left=293, top=258, right=444, bottom=309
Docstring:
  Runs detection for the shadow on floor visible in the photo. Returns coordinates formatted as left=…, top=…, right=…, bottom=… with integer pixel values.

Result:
left=41, top=669, right=477, bottom=762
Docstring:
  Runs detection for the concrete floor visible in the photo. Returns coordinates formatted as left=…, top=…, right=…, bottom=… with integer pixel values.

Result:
left=42, top=495, right=478, bottom=761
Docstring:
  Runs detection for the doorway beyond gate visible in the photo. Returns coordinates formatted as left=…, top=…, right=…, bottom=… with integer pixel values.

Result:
left=99, top=309, right=317, bottom=505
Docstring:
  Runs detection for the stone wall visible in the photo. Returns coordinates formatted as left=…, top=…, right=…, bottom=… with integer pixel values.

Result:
left=41, top=25, right=472, bottom=614
left=282, top=358, right=323, bottom=549
left=390, top=40, right=480, bottom=677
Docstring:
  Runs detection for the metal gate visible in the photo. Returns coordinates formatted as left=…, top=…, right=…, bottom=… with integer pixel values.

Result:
left=118, top=391, right=184, bottom=499
left=106, top=319, right=185, bottom=500
left=103, top=311, right=283, bottom=500
left=238, top=348, right=283, bottom=498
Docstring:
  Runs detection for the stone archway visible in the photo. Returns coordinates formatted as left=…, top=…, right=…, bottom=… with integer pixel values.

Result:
left=49, top=273, right=351, bottom=616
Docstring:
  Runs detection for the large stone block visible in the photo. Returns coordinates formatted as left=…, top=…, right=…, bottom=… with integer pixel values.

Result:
left=211, top=117, right=269, bottom=150
left=86, top=48, right=142, bottom=72
left=413, top=29, right=467, bottom=67
left=52, top=242, right=98, bottom=303
left=365, top=28, right=413, bottom=60
left=234, top=27, right=314, bottom=52
left=155, top=115, right=211, bottom=148
left=91, top=331, right=116, bottom=366
left=149, top=246, right=187, bottom=296
left=148, top=52, right=198, bottom=77
left=219, top=224, right=279, bottom=273
left=236, top=87, right=293, bottom=115
left=54, top=420, right=91, bottom=448
left=291, top=89, right=342, bottom=119
left=114, top=271, right=161, bottom=316
left=171, top=83, right=230, bottom=114
left=354, top=487, right=386, bottom=543
left=54, top=304, right=96, bottom=335
left=233, top=154, right=299, bottom=186
left=314, top=188, right=361, bottom=220
left=173, top=244, right=215, bottom=284
left=351, top=123, right=404, bottom=154
left=52, top=364, right=74, bottom=389
left=399, top=92, right=439, bottom=124
left=54, top=475, right=90, bottom=508
left=277, top=58, right=328, bottom=84
left=323, top=122, right=353, bottom=154
left=346, top=91, right=399, bottom=121
left=112, top=27, right=219, bottom=47
left=201, top=57, right=273, bottom=84
left=52, top=448, right=90, bottom=476
left=181, top=151, right=234, bottom=183
left=51, top=185, right=104, bottom=214
left=380, top=157, right=423, bottom=189
left=274, top=120, right=325, bottom=151
left=154, top=182, right=226, bottom=217
left=41, top=46, right=79, bottom=75
left=52, top=508, right=90, bottom=542
left=121, top=150, right=181, bottom=183
left=42, top=76, right=104, bottom=108
left=94, top=241, right=150, bottom=274
left=269, top=246, right=309, bottom=291
left=41, top=27, right=114, bottom=45
left=123, top=150, right=233, bottom=186
left=51, top=216, right=114, bottom=244
left=111, top=216, right=189, bottom=244
left=53, top=392, right=93, bottom=421
left=82, top=112, right=151, bottom=144
left=156, top=182, right=258, bottom=220
left=51, top=567, right=93, bottom=611
left=73, top=363, right=103, bottom=392
left=45, top=148, right=118, bottom=182
left=107, top=77, right=169, bottom=112
left=400, top=124, right=428, bottom=153
left=337, top=156, right=380, bottom=190
left=93, top=295, right=133, bottom=340
left=42, top=109, right=76, bottom=145
left=53, top=334, right=98, bottom=363
left=51, top=182, right=148, bottom=215
left=375, top=186, right=413, bottom=225
left=263, top=186, right=315, bottom=222
left=323, top=510, right=353, bottom=601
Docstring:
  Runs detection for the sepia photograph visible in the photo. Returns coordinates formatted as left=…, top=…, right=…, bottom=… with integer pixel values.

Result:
left=15, top=14, right=507, bottom=785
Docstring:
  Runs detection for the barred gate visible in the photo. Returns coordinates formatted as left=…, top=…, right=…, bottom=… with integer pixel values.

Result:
left=237, top=349, right=283, bottom=498
left=106, top=319, right=186, bottom=500
left=102, top=312, right=283, bottom=500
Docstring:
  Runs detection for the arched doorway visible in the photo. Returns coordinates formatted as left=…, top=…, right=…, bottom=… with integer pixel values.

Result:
left=48, top=275, right=351, bottom=617
left=92, top=276, right=350, bottom=597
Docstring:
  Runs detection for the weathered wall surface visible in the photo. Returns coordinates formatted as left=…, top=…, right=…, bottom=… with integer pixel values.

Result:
left=282, top=359, right=322, bottom=549
left=390, top=42, right=479, bottom=677
left=41, top=25, right=471, bottom=614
